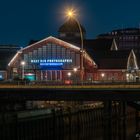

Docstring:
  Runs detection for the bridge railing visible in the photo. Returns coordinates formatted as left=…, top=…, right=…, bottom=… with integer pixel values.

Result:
left=0, top=79, right=140, bottom=87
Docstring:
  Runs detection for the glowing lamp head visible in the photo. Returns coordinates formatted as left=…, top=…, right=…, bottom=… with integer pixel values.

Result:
left=66, top=8, right=77, bottom=18
left=67, top=72, right=72, bottom=77
left=21, top=61, right=25, bottom=66
left=68, top=11, right=73, bottom=17
left=101, top=73, right=105, bottom=78
left=73, top=68, right=77, bottom=72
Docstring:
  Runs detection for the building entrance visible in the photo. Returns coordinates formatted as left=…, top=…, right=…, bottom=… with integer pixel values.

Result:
left=41, top=70, right=62, bottom=81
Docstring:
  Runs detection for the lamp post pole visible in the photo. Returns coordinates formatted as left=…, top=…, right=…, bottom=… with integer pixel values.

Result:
left=67, top=11, right=84, bottom=84
left=73, top=68, right=78, bottom=84
left=101, top=73, right=105, bottom=83
left=67, top=72, right=72, bottom=84
left=74, top=18, right=84, bottom=84
left=21, top=61, right=25, bottom=79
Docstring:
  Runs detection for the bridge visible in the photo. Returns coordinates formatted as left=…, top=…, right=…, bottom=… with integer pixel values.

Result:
left=0, top=84, right=140, bottom=100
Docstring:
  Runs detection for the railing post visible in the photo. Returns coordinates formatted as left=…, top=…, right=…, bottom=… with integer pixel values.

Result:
left=103, top=101, right=112, bottom=140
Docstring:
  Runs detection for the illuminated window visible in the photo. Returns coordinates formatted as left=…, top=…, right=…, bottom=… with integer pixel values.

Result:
left=52, top=44, right=56, bottom=58
left=47, top=43, right=51, bottom=58
left=57, top=46, right=61, bottom=59
left=38, top=48, right=42, bottom=59
left=42, top=46, right=46, bottom=58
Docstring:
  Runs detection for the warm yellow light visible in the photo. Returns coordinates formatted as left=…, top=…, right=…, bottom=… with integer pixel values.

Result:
left=68, top=11, right=73, bottom=17
left=21, top=61, right=25, bottom=66
left=66, top=8, right=77, bottom=18
left=67, top=72, right=72, bottom=77
left=101, top=73, right=105, bottom=77
left=73, top=68, right=77, bottom=72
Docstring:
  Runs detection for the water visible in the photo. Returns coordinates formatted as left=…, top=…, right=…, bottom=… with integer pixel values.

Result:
left=0, top=101, right=139, bottom=140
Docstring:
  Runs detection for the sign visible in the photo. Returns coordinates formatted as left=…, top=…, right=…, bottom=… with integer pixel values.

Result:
left=31, top=59, right=72, bottom=64
left=40, top=63, right=63, bottom=66
left=31, top=59, right=72, bottom=70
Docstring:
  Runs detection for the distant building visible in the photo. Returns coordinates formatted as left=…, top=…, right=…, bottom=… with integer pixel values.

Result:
left=58, top=22, right=140, bottom=82
left=97, top=28, right=140, bottom=50
left=0, top=45, right=20, bottom=80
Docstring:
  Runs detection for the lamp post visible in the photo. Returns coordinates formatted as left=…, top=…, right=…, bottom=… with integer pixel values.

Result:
left=73, top=67, right=78, bottom=84
left=67, top=72, right=72, bottom=78
left=21, top=61, right=25, bottom=79
left=67, top=10, right=84, bottom=84
left=67, top=72, right=72, bottom=84
left=101, top=73, right=105, bottom=82
left=126, top=73, right=129, bottom=82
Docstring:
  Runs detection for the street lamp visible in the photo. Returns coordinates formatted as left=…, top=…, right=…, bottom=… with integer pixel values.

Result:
left=66, top=9, right=84, bottom=83
left=67, top=72, right=72, bottom=84
left=73, top=67, right=78, bottom=84
left=21, top=61, right=25, bottom=79
left=67, top=72, right=72, bottom=77
left=126, top=73, right=129, bottom=82
left=101, top=73, right=105, bottom=82
left=73, top=68, right=78, bottom=72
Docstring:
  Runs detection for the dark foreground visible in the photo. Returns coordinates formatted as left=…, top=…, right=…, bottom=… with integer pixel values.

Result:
left=0, top=102, right=139, bottom=140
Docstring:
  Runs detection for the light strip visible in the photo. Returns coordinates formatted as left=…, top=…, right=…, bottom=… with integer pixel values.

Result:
left=8, top=51, right=22, bottom=66
left=22, top=36, right=80, bottom=51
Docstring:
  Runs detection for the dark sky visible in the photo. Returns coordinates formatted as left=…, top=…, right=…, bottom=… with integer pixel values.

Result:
left=0, top=0, right=140, bottom=47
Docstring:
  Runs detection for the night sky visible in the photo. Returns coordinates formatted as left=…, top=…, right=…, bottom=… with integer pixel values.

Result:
left=0, top=0, right=140, bottom=47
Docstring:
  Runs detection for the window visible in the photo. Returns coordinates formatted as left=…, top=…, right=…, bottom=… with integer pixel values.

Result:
left=56, top=46, right=61, bottom=59
left=56, top=71, right=61, bottom=80
left=24, top=54, right=28, bottom=69
left=47, top=43, right=51, bottom=58
left=52, top=44, right=56, bottom=58
left=62, top=47, right=66, bottom=58
left=60, top=33, right=66, bottom=37
left=76, top=53, right=80, bottom=67
left=42, top=46, right=46, bottom=58
left=71, top=51, right=76, bottom=66
left=38, top=48, right=42, bottom=59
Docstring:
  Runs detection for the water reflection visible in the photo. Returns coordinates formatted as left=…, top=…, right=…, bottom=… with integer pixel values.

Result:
left=0, top=102, right=139, bottom=140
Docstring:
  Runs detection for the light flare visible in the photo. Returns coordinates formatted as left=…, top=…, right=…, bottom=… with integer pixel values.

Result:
left=65, top=8, right=77, bottom=19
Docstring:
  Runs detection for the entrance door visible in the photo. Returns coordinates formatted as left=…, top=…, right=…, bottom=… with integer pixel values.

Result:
left=46, top=71, right=52, bottom=81
left=52, top=71, right=56, bottom=80
left=45, top=71, right=61, bottom=81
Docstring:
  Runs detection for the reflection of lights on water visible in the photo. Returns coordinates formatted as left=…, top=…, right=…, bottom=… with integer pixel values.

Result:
left=136, top=133, right=140, bottom=139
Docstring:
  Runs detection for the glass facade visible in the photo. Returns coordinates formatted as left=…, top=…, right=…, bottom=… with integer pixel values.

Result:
left=24, top=43, right=80, bottom=70
left=23, top=42, right=80, bottom=81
